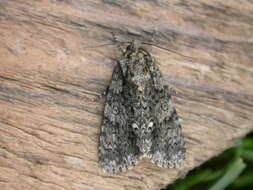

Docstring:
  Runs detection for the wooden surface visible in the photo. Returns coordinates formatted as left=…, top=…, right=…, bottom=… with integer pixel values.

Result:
left=0, top=1, right=253, bottom=190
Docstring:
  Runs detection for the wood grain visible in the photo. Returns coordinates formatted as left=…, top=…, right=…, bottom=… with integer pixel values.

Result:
left=0, top=0, right=253, bottom=190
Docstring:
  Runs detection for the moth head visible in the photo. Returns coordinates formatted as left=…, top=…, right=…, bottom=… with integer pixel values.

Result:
left=125, top=40, right=142, bottom=53
left=128, top=62, right=152, bottom=97
left=130, top=64, right=151, bottom=87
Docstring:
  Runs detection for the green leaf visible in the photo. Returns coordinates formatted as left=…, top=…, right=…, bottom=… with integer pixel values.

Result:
left=208, top=158, right=246, bottom=190
left=169, top=170, right=212, bottom=190
left=241, top=138, right=253, bottom=149
left=232, top=172, right=253, bottom=187
left=241, top=150, right=253, bottom=161
left=202, top=169, right=225, bottom=182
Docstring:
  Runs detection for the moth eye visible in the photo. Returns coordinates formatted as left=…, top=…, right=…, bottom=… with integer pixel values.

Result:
left=132, top=123, right=139, bottom=130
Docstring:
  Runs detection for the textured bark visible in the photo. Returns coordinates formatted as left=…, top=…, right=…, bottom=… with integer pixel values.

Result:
left=0, top=1, right=253, bottom=190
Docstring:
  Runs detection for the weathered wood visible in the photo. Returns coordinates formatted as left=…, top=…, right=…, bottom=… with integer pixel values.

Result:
left=0, top=0, right=253, bottom=190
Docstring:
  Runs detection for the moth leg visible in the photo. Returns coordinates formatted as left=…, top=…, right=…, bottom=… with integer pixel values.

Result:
left=100, top=86, right=109, bottom=98
left=165, top=85, right=177, bottom=96
left=151, top=29, right=158, bottom=43
left=110, top=32, right=126, bottom=53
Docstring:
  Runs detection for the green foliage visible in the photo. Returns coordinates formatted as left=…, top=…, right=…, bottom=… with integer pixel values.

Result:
left=165, top=133, right=253, bottom=190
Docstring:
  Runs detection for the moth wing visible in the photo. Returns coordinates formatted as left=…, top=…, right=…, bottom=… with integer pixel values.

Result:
left=99, top=63, right=140, bottom=173
left=149, top=86, right=186, bottom=168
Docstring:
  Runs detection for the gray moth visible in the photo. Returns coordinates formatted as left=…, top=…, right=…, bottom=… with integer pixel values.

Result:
left=99, top=41, right=186, bottom=173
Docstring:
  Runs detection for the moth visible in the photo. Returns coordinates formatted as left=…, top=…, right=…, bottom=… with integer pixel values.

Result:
left=99, top=41, right=186, bottom=173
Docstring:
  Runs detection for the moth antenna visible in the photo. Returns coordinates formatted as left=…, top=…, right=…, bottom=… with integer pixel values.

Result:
left=83, top=43, right=117, bottom=49
left=142, top=42, right=194, bottom=59
left=83, top=33, right=132, bottom=50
